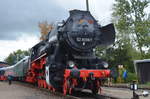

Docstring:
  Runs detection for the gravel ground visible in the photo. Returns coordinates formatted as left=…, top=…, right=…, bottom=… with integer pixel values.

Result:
left=1, top=81, right=149, bottom=99
left=0, top=81, right=75, bottom=99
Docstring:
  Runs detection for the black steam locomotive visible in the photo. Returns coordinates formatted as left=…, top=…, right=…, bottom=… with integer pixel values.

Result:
left=30, top=10, right=115, bottom=94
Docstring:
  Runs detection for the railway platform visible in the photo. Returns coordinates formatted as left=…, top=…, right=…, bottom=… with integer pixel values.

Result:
left=101, top=87, right=150, bottom=99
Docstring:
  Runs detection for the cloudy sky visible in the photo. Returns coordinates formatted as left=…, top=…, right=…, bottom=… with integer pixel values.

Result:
left=0, top=0, right=115, bottom=61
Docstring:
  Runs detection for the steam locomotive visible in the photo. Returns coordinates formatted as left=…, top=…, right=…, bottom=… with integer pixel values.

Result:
left=0, top=10, right=115, bottom=95
left=30, top=10, right=115, bottom=94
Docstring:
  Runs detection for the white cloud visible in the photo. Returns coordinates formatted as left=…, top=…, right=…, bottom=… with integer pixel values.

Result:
left=0, top=34, right=39, bottom=61
left=56, top=0, right=115, bottom=25
left=55, top=0, right=85, bottom=10
left=89, top=0, right=115, bottom=25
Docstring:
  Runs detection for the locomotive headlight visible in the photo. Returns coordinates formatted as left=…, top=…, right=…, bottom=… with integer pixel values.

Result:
left=68, top=61, right=75, bottom=68
left=102, top=62, right=109, bottom=68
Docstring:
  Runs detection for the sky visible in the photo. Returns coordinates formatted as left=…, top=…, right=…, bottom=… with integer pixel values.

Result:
left=0, top=0, right=115, bottom=61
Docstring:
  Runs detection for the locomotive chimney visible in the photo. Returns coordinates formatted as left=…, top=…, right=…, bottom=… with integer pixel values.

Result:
left=86, top=0, right=89, bottom=11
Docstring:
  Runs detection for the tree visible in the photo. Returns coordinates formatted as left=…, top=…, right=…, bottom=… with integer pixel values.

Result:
left=5, top=49, right=30, bottom=65
left=112, top=0, right=150, bottom=58
left=97, top=41, right=141, bottom=72
left=39, top=21, right=53, bottom=40
left=95, top=0, right=150, bottom=72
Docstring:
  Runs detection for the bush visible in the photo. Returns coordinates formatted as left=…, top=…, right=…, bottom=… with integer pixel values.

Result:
left=145, top=82, right=150, bottom=86
left=126, top=72, right=138, bottom=83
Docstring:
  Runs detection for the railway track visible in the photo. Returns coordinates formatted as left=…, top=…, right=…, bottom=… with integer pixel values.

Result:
left=12, top=81, right=119, bottom=99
